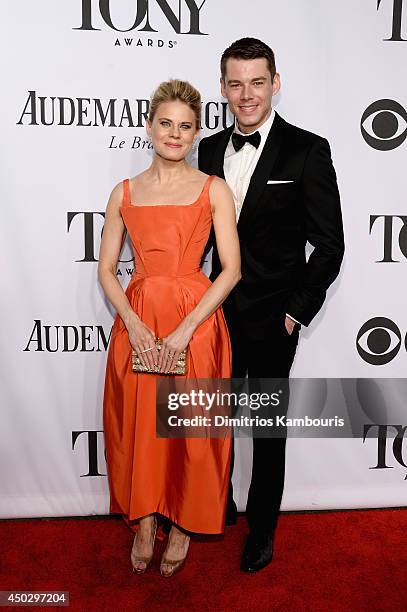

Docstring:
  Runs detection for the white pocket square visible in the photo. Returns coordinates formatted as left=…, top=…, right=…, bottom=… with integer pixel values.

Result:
left=267, top=180, right=294, bottom=184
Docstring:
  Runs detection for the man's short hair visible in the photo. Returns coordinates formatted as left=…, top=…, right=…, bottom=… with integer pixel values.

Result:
left=221, top=37, right=276, bottom=81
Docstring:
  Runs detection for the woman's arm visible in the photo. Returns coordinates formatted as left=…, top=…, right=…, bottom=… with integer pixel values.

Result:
left=98, top=182, right=159, bottom=369
left=158, top=177, right=241, bottom=372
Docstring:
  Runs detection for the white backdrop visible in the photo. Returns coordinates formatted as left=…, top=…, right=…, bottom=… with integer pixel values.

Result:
left=1, top=0, right=407, bottom=518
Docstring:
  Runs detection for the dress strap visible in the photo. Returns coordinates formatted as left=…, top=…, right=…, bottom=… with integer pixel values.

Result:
left=202, top=174, right=216, bottom=200
left=122, top=178, right=131, bottom=208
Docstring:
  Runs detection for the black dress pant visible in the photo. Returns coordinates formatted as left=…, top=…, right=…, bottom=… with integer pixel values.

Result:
left=227, top=314, right=300, bottom=535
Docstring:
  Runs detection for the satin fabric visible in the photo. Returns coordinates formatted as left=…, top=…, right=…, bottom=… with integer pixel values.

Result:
left=103, top=175, right=232, bottom=534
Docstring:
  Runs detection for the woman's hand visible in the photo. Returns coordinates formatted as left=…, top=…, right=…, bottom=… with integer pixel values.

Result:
left=125, top=312, right=159, bottom=370
left=157, top=318, right=195, bottom=374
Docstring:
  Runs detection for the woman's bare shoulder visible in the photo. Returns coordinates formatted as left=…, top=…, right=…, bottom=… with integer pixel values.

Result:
left=185, top=168, right=210, bottom=184
left=190, top=169, right=228, bottom=191
left=209, top=175, right=232, bottom=197
left=107, top=180, right=124, bottom=209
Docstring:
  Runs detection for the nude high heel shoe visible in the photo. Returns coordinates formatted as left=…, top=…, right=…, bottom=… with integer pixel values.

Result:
left=131, top=516, right=157, bottom=574
left=159, top=532, right=190, bottom=577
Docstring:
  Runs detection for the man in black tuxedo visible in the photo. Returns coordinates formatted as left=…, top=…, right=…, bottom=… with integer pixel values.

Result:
left=198, top=38, right=344, bottom=572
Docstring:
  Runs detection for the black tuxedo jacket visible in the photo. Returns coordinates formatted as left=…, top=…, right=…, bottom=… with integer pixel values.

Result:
left=198, top=112, right=344, bottom=338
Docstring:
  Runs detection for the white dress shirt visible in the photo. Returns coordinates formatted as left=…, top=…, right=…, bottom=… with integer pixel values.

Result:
left=224, top=109, right=275, bottom=222
left=223, top=109, right=300, bottom=327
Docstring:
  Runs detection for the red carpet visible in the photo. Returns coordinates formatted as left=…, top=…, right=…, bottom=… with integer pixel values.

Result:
left=1, top=509, right=406, bottom=611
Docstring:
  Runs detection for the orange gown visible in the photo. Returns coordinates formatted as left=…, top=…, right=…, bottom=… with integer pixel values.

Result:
left=103, top=175, right=232, bottom=534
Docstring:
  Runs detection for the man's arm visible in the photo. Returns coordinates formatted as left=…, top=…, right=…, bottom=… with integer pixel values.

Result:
left=285, top=138, right=345, bottom=326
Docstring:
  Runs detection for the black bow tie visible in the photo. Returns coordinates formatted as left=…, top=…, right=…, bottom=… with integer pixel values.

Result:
left=232, top=131, right=261, bottom=152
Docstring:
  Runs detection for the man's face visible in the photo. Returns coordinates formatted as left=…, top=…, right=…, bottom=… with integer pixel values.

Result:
left=221, top=57, right=280, bottom=133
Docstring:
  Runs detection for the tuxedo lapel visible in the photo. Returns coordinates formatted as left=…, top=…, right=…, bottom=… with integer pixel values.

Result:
left=210, top=124, right=234, bottom=179
left=237, top=112, right=284, bottom=231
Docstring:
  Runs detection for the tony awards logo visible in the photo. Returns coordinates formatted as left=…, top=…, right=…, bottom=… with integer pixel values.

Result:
left=369, top=215, right=407, bottom=262
left=74, top=0, right=208, bottom=35
left=72, top=431, right=107, bottom=477
left=364, top=424, right=407, bottom=477
left=377, top=0, right=407, bottom=41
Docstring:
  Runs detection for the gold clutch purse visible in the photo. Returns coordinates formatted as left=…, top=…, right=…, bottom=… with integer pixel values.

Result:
left=131, top=338, right=188, bottom=375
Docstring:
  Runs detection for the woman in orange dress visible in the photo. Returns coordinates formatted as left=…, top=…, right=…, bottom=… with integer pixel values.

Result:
left=98, top=79, right=241, bottom=577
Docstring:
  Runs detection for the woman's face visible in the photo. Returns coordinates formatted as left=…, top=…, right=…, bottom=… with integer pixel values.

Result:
left=147, top=100, right=199, bottom=161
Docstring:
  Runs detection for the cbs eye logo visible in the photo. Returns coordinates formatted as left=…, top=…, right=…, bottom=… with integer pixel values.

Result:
left=361, top=100, right=407, bottom=151
left=356, top=317, right=406, bottom=365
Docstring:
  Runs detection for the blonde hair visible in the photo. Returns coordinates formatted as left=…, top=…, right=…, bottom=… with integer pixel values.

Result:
left=148, top=79, right=201, bottom=129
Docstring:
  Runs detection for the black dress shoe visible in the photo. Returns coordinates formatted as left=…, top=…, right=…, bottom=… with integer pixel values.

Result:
left=240, top=532, right=274, bottom=572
